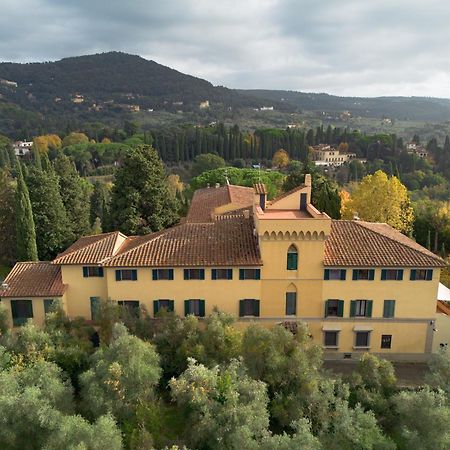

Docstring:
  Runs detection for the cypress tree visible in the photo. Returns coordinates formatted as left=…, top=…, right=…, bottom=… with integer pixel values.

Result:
left=15, top=163, right=38, bottom=261
left=109, top=145, right=179, bottom=235
left=27, top=163, right=72, bottom=260
left=53, top=153, right=91, bottom=238
left=90, top=180, right=111, bottom=229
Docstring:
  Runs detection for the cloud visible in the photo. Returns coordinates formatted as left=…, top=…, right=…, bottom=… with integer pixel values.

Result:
left=1, top=0, right=450, bottom=97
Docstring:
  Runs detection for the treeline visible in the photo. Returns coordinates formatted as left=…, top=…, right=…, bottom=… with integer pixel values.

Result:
left=0, top=143, right=180, bottom=266
left=1, top=304, right=450, bottom=449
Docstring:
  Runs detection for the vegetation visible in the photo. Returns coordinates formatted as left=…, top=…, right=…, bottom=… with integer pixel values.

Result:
left=0, top=305, right=449, bottom=449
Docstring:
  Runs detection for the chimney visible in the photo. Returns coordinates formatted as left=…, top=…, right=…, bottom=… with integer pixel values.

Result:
left=253, top=183, right=267, bottom=211
left=304, top=174, right=312, bottom=188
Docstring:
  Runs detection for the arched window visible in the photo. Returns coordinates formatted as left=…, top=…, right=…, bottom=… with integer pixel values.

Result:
left=287, top=245, right=298, bottom=270
left=286, top=283, right=297, bottom=315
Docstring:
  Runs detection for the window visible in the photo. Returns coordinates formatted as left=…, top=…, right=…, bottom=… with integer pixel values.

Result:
left=239, top=268, right=261, bottom=280
left=82, top=266, right=104, bottom=277
left=211, top=268, right=233, bottom=280
left=287, top=245, right=298, bottom=270
left=381, top=334, right=392, bottom=349
left=352, top=269, right=375, bottom=280
left=153, top=299, right=175, bottom=315
left=115, top=269, right=137, bottom=281
left=285, top=292, right=297, bottom=315
left=381, top=269, right=403, bottom=281
left=11, top=300, right=33, bottom=326
left=324, top=331, right=339, bottom=347
left=383, top=300, right=396, bottom=318
left=324, top=299, right=344, bottom=317
left=43, top=299, right=55, bottom=314
left=184, top=299, right=205, bottom=317
left=324, top=269, right=346, bottom=280
left=90, top=297, right=100, bottom=321
left=410, top=269, right=433, bottom=281
left=355, top=331, right=370, bottom=348
left=118, top=300, right=140, bottom=317
left=152, top=269, right=174, bottom=280
left=184, top=268, right=205, bottom=280
left=350, top=300, right=373, bottom=318
left=239, top=299, right=260, bottom=317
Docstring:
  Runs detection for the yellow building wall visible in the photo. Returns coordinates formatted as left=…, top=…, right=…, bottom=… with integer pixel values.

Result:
left=105, top=267, right=261, bottom=317
left=434, top=313, right=450, bottom=352
left=2, top=294, right=66, bottom=328
left=61, top=265, right=108, bottom=319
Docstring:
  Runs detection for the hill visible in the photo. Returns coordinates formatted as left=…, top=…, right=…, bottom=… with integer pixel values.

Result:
left=240, top=89, right=450, bottom=122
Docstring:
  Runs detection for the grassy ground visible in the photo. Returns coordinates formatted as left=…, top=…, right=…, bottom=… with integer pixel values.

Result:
left=0, top=266, right=11, bottom=283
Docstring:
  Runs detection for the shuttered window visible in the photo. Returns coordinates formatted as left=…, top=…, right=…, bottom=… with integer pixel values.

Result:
left=287, top=245, right=298, bottom=270
left=352, top=269, right=375, bottom=280
left=115, top=269, right=137, bottom=281
left=183, top=269, right=205, bottom=280
left=43, top=299, right=55, bottom=314
left=383, top=300, right=396, bottom=318
left=324, top=269, right=346, bottom=280
left=153, top=299, right=175, bottom=316
left=239, top=299, right=260, bottom=317
left=350, top=300, right=373, bottom=318
left=324, top=331, right=339, bottom=347
left=285, top=292, right=297, bottom=315
left=324, top=299, right=344, bottom=317
left=355, top=331, right=370, bottom=347
left=381, top=269, right=403, bottom=280
left=11, top=300, right=33, bottom=327
left=118, top=300, right=140, bottom=317
left=239, top=268, right=261, bottom=280
left=410, top=269, right=433, bottom=281
left=152, top=269, right=174, bottom=280
left=83, top=266, right=104, bottom=277
left=211, top=268, right=233, bottom=280
left=184, top=299, right=205, bottom=317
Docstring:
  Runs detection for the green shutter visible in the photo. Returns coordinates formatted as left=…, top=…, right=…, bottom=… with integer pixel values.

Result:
left=254, top=300, right=260, bottom=317
left=98, top=267, right=104, bottom=277
left=131, top=270, right=137, bottom=280
left=369, top=270, right=375, bottom=280
left=340, top=270, right=346, bottom=281
left=324, top=300, right=329, bottom=318
left=153, top=300, right=159, bottom=316
left=169, top=269, right=174, bottom=280
left=398, top=269, right=403, bottom=280
left=184, top=300, right=190, bottom=316
left=366, top=300, right=373, bottom=318
left=381, top=269, right=387, bottom=280
left=83, top=267, right=89, bottom=277
left=426, top=270, right=433, bottom=280
left=287, top=253, right=298, bottom=270
left=255, top=269, right=260, bottom=280
left=350, top=300, right=356, bottom=317
left=337, top=300, right=344, bottom=317
left=352, top=270, right=358, bottom=280
left=239, top=300, right=245, bottom=317
left=324, top=269, right=330, bottom=280
left=169, top=300, right=175, bottom=312
left=184, top=269, right=189, bottom=280
left=90, top=297, right=99, bottom=321
left=152, top=270, right=158, bottom=280
left=239, top=269, right=244, bottom=280
left=383, top=300, right=395, bottom=318
left=410, top=269, right=416, bottom=280
left=212, top=269, right=217, bottom=280
left=200, top=269, right=205, bottom=279
left=115, top=270, right=121, bottom=281
left=227, top=269, right=233, bottom=280
left=199, top=300, right=205, bottom=317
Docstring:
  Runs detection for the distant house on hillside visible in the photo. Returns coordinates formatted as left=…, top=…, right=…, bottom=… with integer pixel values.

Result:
left=310, top=144, right=365, bottom=167
left=406, top=142, right=428, bottom=158
left=199, top=100, right=210, bottom=109
left=13, top=141, right=33, bottom=157
left=0, top=78, right=18, bottom=88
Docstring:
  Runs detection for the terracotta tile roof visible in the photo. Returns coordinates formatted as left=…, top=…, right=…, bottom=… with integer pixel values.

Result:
left=325, top=220, right=446, bottom=267
left=253, top=182, right=267, bottom=194
left=53, top=231, right=126, bottom=265
left=104, top=216, right=261, bottom=267
left=186, top=184, right=253, bottom=223
left=437, top=300, right=450, bottom=315
left=0, top=262, right=65, bottom=298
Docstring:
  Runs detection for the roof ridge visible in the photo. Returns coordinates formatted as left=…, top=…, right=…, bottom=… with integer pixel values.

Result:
left=55, top=231, right=120, bottom=259
left=353, top=220, right=444, bottom=263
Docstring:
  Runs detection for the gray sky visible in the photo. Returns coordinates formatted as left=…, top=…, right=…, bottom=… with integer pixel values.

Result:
left=2, top=0, right=450, bottom=97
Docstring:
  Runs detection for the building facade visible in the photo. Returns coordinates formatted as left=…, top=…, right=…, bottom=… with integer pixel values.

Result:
left=1, top=176, right=446, bottom=361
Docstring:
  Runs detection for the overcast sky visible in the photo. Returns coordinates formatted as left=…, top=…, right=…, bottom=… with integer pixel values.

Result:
left=2, top=0, right=450, bottom=97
